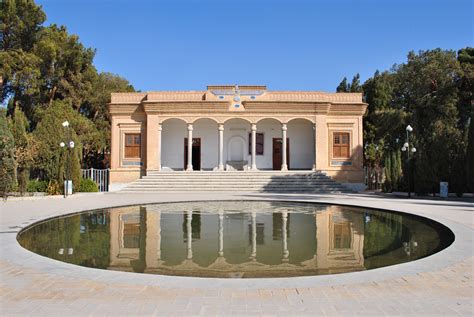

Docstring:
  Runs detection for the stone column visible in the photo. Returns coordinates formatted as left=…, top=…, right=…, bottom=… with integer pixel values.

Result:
left=186, top=124, right=193, bottom=171
left=145, top=210, right=161, bottom=268
left=157, top=124, right=162, bottom=171
left=218, top=124, right=224, bottom=171
left=282, top=211, right=289, bottom=262
left=218, top=210, right=224, bottom=257
left=281, top=123, right=288, bottom=171
left=157, top=211, right=161, bottom=261
left=250, top=212, right=257, bottom=261
left=186, top=210, right=193, bottom=260
left=312, top=123, right=317, bottom=171
left=251, top=123, right=257, bottom=170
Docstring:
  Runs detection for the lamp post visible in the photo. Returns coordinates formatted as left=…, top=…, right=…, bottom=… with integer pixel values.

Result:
left=401, top=125, right=416, bottom=198
left=60, top=121, right=75, bottom=198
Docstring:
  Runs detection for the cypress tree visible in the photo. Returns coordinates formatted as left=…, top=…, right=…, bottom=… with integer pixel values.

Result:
left=336, top=77, right=350, bottom=92
left=384, top=152, right=392, bottom=192
left=10, top=106, right=31, bottom=194
left=0, top=110, right=16, bottom=198
left=350, top=73, right=362, bottom=92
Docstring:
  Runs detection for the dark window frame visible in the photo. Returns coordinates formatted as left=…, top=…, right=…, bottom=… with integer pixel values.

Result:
left=248, top=133, right=264, bottom=155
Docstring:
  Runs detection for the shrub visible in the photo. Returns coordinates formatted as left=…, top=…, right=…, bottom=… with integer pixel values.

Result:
left=46, top=180, right=61, bottom=195
left=77, top=178, right=99, bottom=192
left=26, top=180, right=48, bottom=192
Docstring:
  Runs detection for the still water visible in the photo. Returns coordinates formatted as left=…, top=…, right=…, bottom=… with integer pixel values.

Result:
left=18, top=201, right=454, bottom=278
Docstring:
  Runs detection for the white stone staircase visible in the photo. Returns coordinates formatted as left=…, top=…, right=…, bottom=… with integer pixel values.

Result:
left=120, top=171, right=353, bottom=193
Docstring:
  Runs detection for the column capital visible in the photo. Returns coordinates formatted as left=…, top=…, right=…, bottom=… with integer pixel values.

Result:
left=282, top=123, right=287, bottom=131
left=187, top=123, right=193, bottom=131
left=251, top=123, right=257, bottom=131
left=218, top=124, right=224, bottom=131
left=157, top=124, right=162, bottom=131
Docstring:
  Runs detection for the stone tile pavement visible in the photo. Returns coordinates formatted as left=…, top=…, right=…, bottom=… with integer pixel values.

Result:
left=0, top=192, right=473, bottom=316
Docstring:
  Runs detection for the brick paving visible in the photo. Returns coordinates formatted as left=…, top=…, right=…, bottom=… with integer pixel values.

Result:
left=0, top=193, right=472, bottom=316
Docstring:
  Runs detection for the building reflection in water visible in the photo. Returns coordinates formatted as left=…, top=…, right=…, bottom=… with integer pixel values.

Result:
left=19, top=201, right=451, bottom=278
left=107, top=202, right=369, bottom=277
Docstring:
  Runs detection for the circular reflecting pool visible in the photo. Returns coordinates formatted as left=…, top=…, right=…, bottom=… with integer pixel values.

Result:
left=17, top=201, right=454, bottom=278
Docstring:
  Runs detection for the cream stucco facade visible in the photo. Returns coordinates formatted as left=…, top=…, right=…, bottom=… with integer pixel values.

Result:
left=108, top=85, right=367, bottom=188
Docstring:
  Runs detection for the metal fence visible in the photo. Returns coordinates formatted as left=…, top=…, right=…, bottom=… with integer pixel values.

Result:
left=81, top=168, right=110, bottom=192
left=364, top=166, right=384, bottom=190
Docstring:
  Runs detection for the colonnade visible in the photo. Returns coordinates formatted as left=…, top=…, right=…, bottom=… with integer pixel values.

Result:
left=181, top=210, right=290, bottom=262
left=151, top=120, right=316, bottom=171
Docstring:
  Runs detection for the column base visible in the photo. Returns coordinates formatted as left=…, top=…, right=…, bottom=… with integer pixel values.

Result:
left=218, top=164, right=224, bottom=171
left=281, top=164, right=288, bottom=171
left=186, top=165, right=193, bottom=171
left=251, top=165, right=258, bottom=170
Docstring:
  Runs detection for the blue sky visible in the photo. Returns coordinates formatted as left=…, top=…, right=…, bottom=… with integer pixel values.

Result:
left=37, top=0, right=472, bottom=92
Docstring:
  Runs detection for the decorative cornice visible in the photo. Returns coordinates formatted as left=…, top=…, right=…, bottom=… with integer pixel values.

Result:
left=108, top=104, right=143, bottom=115
left=143, top=101, right=229, bottom=114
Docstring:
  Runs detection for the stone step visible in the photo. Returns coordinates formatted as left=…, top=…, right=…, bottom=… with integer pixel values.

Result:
left=129, top=182, right=344, bottom=187
left=125, top=185, right=349, bottom=190
left=143, top=175, right=330, bottom=179
left=136, top=178, right=336, bottom=183
left=120, top=188, right=352, bottom=194
left=120, top=171, right=353, bottom=193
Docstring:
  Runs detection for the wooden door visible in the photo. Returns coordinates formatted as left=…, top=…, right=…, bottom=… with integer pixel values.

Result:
left=272, top=138, right=289, bottom=170
left=184, top=138, right=201, bottom=170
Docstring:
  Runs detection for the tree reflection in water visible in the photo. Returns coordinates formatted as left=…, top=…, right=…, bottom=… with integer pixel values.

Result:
left=17, top=201, right=454, bottom=278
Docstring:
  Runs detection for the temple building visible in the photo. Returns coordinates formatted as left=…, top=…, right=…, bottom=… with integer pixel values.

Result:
left=108, top=85, right=367, bottom=191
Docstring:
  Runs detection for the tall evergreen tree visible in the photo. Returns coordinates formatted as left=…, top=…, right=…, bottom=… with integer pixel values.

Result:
left=9, top=106, right=35, bottom=194
left=336, top=77, right=350, bottom=92
left=349, top=73, right=362, bottom=92
left=457, top=47, right=474, bottom=192
left=395, top=50, right=463, bottom=193
left=0, top=109, right=16, bottom=198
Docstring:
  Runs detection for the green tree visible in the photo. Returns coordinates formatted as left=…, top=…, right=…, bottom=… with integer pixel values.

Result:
left=392, top=49, right=463, bottom=193
left=457, top=47, right=473, bottom=193
left=336, top=77, right=349, bottom=92
left=9, top=105, right=37, bottom=194
left=80, top=72, right=134, bottom=167
left=33, top=100, right=90, bottom=190
left=0, top=109, right=16, bottom=198
left=349, top=73, right=362, bottom=92
left=0, top=0, right=46, bottom=51
left=32, top=24, right=97, bottom=108
left=0, top=0, right=45, bottom=112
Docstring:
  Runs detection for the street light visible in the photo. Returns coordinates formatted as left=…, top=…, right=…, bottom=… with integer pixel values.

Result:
left=402, top=125, right=416, bottom=198
left=60, top=121, right=74, bottom=198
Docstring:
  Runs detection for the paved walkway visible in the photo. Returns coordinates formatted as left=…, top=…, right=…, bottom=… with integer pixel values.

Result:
left=0, top=193, right=473, bottom=316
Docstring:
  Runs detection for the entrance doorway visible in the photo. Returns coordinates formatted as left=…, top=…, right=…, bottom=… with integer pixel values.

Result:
left=272, top=138, right=290, bottom=170
left=184, top=138, right=201, bottom=170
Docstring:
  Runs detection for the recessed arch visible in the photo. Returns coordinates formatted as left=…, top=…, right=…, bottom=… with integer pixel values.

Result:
left=287, top=117, right=315, bottom=124
left=256, top=117, right=283, bottom=124
left=287, top=119, right=315, bottom=170
left=222, top=117, right=253, bottom=125
left=227, top=135, right=246, bottom=161
left=161, top=118, right=188, bottom=170
left=160, top=117, right=189, bottom=125
left=192, top=117, right=219, bottom=124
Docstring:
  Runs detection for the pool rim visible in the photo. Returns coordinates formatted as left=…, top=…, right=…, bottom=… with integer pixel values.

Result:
left=12, top=198, right=462, bottom=287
